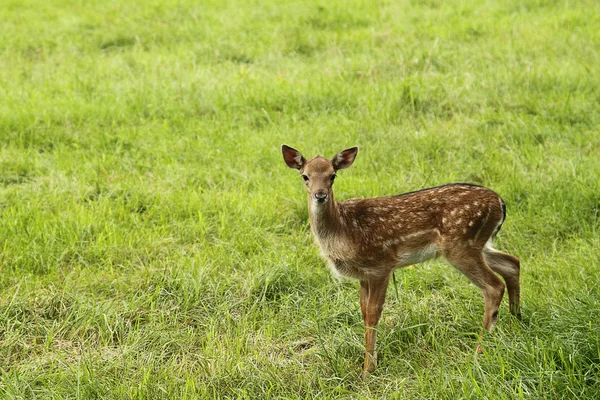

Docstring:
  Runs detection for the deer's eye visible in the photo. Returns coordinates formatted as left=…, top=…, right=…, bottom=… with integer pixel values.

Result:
left=302, top=174, right=309, bottom=182
left=330, top=174, right=336, bottom=182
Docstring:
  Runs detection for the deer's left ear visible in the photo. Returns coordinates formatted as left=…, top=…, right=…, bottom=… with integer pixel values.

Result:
left=332, top=147, right=358, bottom=170
left=282, top=145, right=306, bottom=170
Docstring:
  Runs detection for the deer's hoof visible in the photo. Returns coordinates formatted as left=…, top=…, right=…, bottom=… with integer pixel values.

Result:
left=362, top=353, right=377, bottom=377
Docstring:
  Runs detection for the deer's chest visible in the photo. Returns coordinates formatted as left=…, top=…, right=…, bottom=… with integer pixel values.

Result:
left=311, top=231, right=359, bottom=277
left=313, top=231, right=389, bottom=280
left=326, top=257, right=365, bottom=279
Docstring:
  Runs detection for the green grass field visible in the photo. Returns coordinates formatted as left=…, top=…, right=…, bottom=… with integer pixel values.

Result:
left=1, top=0, right=599, bottom=398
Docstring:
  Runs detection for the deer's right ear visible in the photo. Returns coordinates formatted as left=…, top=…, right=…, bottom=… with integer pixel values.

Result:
left=281, top=145, right=306, bottom=170
left=332, top=146, right=358, bottom=170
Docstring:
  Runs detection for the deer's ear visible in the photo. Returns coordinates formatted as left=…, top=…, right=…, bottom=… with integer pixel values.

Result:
left=281, top=145, right=306, bottom=170
left=332, top=147, right=358, bottom=170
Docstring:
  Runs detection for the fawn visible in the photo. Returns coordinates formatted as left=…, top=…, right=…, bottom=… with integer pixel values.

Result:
left=281, top=145, right=521, bottom=375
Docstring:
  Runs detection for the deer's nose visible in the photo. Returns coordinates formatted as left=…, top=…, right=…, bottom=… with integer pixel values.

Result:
left=314, top=192, right=328, bottom=203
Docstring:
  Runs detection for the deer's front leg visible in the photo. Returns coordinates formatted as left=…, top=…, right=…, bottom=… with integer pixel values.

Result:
left=363, top=276, right=390, bottom=376
left=359, top=280, right=369, bottom=322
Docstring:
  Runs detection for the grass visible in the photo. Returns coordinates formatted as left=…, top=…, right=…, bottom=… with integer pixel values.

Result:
left=1, top=0, right=599, bottom=398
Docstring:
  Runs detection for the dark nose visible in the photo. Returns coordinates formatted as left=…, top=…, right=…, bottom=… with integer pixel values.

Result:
left=314, top=192, right=328, bottom=203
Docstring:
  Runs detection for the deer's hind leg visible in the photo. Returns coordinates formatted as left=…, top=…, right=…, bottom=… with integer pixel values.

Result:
left=483, top=245, right=521, bottom=317
left=443, top=248, right=505, bottom=333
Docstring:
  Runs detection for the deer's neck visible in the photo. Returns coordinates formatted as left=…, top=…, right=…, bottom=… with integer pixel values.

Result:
left=308, top=193, right=343, bottom=239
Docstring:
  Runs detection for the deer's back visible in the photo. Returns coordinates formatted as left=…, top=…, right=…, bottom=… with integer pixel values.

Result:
left=340, top=183, right=504, bottom=233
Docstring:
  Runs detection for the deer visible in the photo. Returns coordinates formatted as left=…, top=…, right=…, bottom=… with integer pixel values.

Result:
left=281, top=144, right=521, bottom=376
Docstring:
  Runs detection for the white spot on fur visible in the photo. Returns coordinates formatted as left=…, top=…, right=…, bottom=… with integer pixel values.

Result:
left=399, top=229, right=435, bottom=241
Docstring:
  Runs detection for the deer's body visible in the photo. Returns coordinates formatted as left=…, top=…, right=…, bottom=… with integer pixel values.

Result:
left=282, top=145, right=521, bottom=376
left=312, top=184, right=505, bottom=280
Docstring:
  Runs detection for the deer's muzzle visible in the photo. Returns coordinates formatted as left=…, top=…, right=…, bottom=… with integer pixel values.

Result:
left=314, top=192, right=328, bottom=203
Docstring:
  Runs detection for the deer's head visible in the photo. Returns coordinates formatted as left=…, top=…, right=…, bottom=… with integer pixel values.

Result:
left=282, top=145, right=358, bottom=205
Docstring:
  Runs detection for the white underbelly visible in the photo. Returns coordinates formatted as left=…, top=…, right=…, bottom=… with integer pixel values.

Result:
left=396, top=243, right=438, bottom=267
